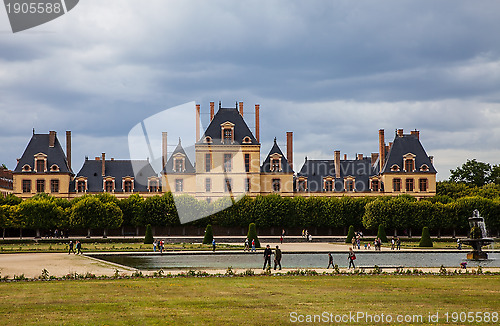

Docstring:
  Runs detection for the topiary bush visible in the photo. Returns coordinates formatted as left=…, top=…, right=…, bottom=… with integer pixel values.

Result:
left=419, top=226, right=433, bottom=247
left=377, top=224, right=388, bottom=243
left=203, top=224, right=213, bottom=245
left=346, top=225, right=355, bottom=243
left=247, top=223, right=260, bottom=248
left=144, top=224, right=153, bottom=244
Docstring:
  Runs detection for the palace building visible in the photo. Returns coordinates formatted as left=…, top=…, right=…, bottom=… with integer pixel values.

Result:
left=12, top=102, right=436, bottom=199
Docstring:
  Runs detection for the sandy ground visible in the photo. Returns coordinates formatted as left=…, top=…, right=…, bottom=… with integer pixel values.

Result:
left=0, top=241, right=498, bottom=278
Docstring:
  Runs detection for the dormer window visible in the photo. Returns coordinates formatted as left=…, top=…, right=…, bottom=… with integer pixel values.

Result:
left=242, top=136, right=252, bottom=144
left=22, top=164, right=32, bottom=172
left=148, top=177, right=159, bottom=192
left=103, top=177, right=115, bottom=192
left=76, top=178, right=87, bottom=193
left=420, top=164, right=429, bottom=172
left=391, top=164, right=400, bottom=172
left=123, top=177, right=134, bottom=192
left=403, top=153, right=416, bottom=172
left=270, top=153, right=282, bottom=172
left=34, top=153, right=47, bottom=173
left=344, top=177, right=355, bottom=192
left=204, top=136, right=212, bottom=143
left=50, top=164, right=60, bottom=172
left=297, top=177, right=307, bottom=192
left=173, top=153, right=185, bottom=173
left=323, top=177, right=334, bottom=192
left=220, top=121, right=235, bottom=144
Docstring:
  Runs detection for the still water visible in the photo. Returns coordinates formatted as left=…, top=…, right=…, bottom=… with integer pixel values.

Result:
left=91, top=251, right=500, bottom=270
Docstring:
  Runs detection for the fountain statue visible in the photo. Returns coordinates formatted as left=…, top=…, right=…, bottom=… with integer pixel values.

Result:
left=461, top=209, right=494, bottom=260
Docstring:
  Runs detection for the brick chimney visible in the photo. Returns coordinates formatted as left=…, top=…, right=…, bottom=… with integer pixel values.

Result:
left=334, top=150, right=341, bottom=178
left=344, top=154, right=347, bottom=160
left=411, top=129, right=420, bottom=139
left=357, top=153, right=363, bottom=160
left=196, top=104, right=200, bottom=142
left=255, top=104, right=260, bottom=142
left=162, top=132, right=168, bottom=169
left=101, top=153, right=106, bottom=176
left=397, top=129, right=404, bottom=137
left=286, top=131, right=293, bottom=171
left=210, top=102, right=215, bottom=121
left=66, top=131, right=71, bottom=171
left=371, top=153, right=379, bottom=165
left=49, top=131, right=56, bottom=148
left=239, top=102, right=243, bottom=116
left=379, top=129, right=385, bottom=172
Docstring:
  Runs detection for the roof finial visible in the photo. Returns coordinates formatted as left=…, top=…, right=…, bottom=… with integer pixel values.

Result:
left=178, top=137, right=181, bottom=145
left=219, top=101, right=221, bottom=109
left=32, top=128, right=35, bottom=135
left=274, top=137, right=277, bottom=144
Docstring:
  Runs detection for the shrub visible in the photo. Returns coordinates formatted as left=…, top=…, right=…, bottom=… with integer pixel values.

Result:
left=246, top=223, right=260, bottom=248
left=203, top=224, right=213, bottom=245
left=144, top=224, right=153, bottom=244
left=377, top=224, right=388, bottom=243
left=345, top=225, right=355, bottom=243
left=419, top=226, right=433, bottom=247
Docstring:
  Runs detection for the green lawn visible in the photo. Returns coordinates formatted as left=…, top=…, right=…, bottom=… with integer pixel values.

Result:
left=0, top=242, right=241, bottom=253
left=0, top=275, right=498, bottom=325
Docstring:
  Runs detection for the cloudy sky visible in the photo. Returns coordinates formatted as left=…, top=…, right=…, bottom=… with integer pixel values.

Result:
left=1, top=0, right=500, bottom=180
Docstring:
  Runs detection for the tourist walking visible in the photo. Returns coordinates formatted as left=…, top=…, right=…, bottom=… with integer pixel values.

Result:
left=68, top=240, right=75, bottom=254
left=212, top=239, right=216, bottom=252
left=396, top=237, right=401, bottom=250
left=251, top=239, right=256, bottom=252
left=327, top=253, right=334, bottom=269
left=457, top=239, right=462, bottom=250
left=391, top=237, right=395, bottom=250
left=348, top=248, right=356, bottom=269
left=76, top=241, right=82, bottom=255
left=274, top=245, right=282, bottom=270
left=159, top=240, right=164, bottom=254
left=244, top=238, right=249, bottom=252
left=263, top=245, right=272, bottom=270
left=153, top=239, right=157, bottom=252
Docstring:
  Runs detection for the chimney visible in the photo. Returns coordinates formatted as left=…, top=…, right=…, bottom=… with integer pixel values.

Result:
left=286, top=131, right=293, bottom=171
left=255, top=104, right=260, bottom=142
left=196, top=104, right=200, bottom=142
left=371, top=153, right=379, bottom=165
left=389, top=142, right=393, bottom=151
left=49, top=130, right=56, bottom=148
left=95, top=157, right=100, bottom=161
left=334, top=150, right=341, bottom=178
left=101, top=153, right=105, bottom=176
left=111, top=158, right=114, bottom=161
left=210, top=102, right=215, bottom=121
left=397, top=128, right=404, bottom=137
left=162, top=132, right=168, bottom=169
left=411, top=129, right=420, bottom=139
left=357, top=153, right=363, bottom=160
left=344, top=154, right=347, bottom=160
left=385, top=145, right=390, bottom=154
left=66, top=131, right=71, bottom=171
left=239, top=102, right=244, bottom=116
left=379, top=129, right=385, bottom=172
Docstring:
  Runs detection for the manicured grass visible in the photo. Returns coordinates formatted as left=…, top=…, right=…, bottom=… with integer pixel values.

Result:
left=0, top=242, right=241, bottom=253
left=0, top=275, right=498, bottom=325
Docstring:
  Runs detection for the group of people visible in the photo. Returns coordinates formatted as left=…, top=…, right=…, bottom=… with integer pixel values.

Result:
left=390, top=237, right=402, bottom=250
left=327, top=249, right=357, bottom=269
left=263, top=244, right=282, bottom=270
left=301, top=229, right=313, bottom=242
left=153, top=239, right=166, bottom=253
left=244, top=238, right=257, bottom=252
left=68, top=240, right=82, bottom=254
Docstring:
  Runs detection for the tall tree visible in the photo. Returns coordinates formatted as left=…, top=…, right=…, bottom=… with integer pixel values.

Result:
left=449, top=159, right=493, bottom=187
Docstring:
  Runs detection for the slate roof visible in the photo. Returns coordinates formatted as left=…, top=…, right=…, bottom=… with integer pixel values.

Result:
left=261, top=138, right=293, bottom=173
left=198, top=106, right=258, bottom=145
left=14, top=133, right=72, bottom=174
left=163, top=139, right=195, bottom=174
left=381, top=133, right=437, bottom=174
left=73, top=159, right=157, bottom=192
left=296, top=157, right=378, bottom=192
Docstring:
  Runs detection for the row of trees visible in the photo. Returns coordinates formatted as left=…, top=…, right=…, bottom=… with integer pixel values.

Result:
left=1, top=191, right=499, bottom=238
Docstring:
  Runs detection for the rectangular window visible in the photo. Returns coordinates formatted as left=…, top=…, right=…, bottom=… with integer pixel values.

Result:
left=244, top=154, right=250, bottom=173
left=224, top=154, right=232, bottom=172
left=175, top=179, right=183, bottom=192
left=405, top=159, right=415, bottom=172
left=419, top=178, right=428, bottom=191
left=224, top=178, right=232, bottom=192
left=149, top=180, right=158, bottom=192
left=271, top=158, right=280, bottom=172
left=205, top=178, right=211, bottom=192
left=174, top=159, right=183, bottom=173
left=22, top=179, right=31, bottom=193
left=346, top=180, right=354, bottom=192
left=272, top=178, right=281, bottom=192
left=36, top=179, right=45, bottom=193
left=205, top=153, right=211, bottom=172
left=105, top=180, right=114, bottom=192
left=245, top=178, right=251, bottom=192
left=371, top=180, right=379, bottom=192
left=50, top=179, right=59, bottom=193
left=298, top=180, right=306, bottom=192
left=393, top=178, right=401, bottom=192
left=224, top=128, right=232, bottom=143
left=124, top=180, right=133, bottom=192
left=36, top=160, right=45, bottom=172
left=77, top=181, right=86, bottom=193
left=405, top=178, right=414, bottom=192
left=324, top=179, right=333, bottom=192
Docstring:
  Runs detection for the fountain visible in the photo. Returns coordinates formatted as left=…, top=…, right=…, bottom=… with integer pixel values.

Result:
left=461, top=210, right=494, bottom=260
